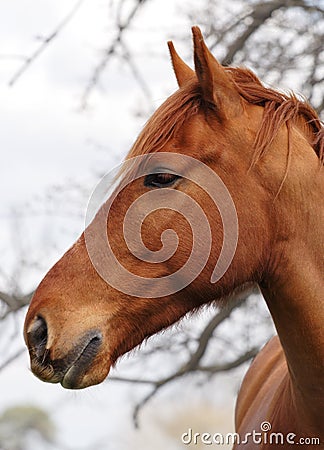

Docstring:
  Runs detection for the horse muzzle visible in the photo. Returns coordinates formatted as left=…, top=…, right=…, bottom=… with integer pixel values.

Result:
left=25, top=315, right=106, bottom=389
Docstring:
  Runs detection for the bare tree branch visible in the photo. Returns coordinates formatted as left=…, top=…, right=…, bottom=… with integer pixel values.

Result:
left=182, top=297, right=246, bottom=372
left=197, top=347, right=259, bottom=373
left=121, top=41, right=152, bottom=103
left=109, top=296, right=261, bottom=427
left=0, top=349, right=25, bottom=372
left=0, top=291, right=33, bottom=320
left=81, top=0, right=149, bottom=109
left=131, top=346, right=258, bottom=428
left=8, top=0, right=85, bottom=87
left=222, top=0, right=287, bottom=64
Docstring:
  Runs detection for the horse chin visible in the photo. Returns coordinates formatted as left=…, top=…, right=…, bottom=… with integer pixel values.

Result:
left=60, top=334, right=108, bottom=389
left=61, top=363, right=110, bottom=390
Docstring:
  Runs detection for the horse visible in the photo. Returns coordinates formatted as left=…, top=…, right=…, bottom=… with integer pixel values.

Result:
left=24, top=27, right=323, bottom=449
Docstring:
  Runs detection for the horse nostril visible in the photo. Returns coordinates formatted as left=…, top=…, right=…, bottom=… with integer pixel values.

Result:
left=27, top=316, right=48, bottom=360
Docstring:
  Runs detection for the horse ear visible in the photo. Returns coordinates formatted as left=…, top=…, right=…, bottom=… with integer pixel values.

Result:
left=192, top=26, right=242, bottom=118
left=168, top=41, right=195, bottom=88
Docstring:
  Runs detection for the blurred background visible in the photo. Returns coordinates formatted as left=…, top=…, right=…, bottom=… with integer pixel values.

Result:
left=0, top=0, right=323, bottom=449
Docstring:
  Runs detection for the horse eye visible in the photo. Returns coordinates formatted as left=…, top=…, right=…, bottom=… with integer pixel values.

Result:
left=144, top=172, right=181, bottom=188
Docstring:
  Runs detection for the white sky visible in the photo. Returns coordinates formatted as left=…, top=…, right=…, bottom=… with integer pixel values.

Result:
left=0, top=1, right=240, bottom=449
left=0, top=0, right=184, bottom=209
left=0, top=0, right=192, bottom=285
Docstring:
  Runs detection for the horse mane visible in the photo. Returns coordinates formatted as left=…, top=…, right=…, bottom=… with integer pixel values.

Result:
left=227, top=67, right=324, bottom=166
left=127, top=67, right=324, bottom=168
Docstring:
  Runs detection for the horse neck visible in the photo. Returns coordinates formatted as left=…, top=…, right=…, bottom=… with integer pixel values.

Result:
left=260, top=131, right=324, bottom=434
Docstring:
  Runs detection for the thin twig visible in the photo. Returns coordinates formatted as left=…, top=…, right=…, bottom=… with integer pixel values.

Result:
left=0, top=348, right=25, bottom=372
left=116, top=297, right=252, bottom=427
left=81, top=0, right=148, bottom=109
left=121, top=41, right=152, bottom=102
left=222, top=0, right=285, bottom=65
left=197, top=347, right=259, bottom=373
left=0, top=290, right=33, bottom=310
left=8, top=0, right=85, bottom=87
left=109, top=375, right=156, bottom=384
left=131, top=345, right=258, bottom=428
left=183, top=297, right=246, bottom=372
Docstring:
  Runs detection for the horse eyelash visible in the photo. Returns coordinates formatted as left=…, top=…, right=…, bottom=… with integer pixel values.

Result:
left=144, top=173, right=181, bottom=188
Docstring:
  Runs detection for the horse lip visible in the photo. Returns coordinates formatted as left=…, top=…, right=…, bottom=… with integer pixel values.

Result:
left=29, top=330, right=102, bottom=387
left=61, top=332, right=102, bottom=389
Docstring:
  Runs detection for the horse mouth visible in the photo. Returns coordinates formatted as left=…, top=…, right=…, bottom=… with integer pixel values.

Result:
left=29, top=331, right=103, bottom=389
left=61, top=335, right=103, bottom=389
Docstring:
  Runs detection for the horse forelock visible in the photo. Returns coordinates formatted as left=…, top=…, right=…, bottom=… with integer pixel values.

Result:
left=128, top=81, right=203, bottom=158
